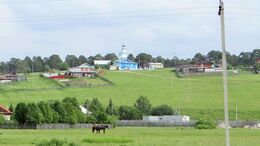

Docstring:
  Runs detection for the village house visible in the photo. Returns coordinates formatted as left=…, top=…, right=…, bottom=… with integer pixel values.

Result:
left=257, top=58, right=260, bottom=64
left=176, top=65, right=206, bottom=74
left=0, top=105, right=12, bottom=121
left=111, top=45, right=138, bottom=70
left=148, top=63, right=164, bottom=69
left=0, top=74, right=26, bottom=84
left=65, top=63, right=95, bottom=77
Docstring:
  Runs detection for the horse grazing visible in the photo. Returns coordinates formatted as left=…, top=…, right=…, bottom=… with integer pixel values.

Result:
left=92, top=125, right=109, bottom=134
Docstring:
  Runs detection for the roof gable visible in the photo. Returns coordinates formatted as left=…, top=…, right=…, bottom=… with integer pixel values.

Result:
left=114, top=59, right=137, bottom=64
left=0, top=105, right=12, bottom=114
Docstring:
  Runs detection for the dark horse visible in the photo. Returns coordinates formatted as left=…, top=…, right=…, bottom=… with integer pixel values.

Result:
left=92, top=125, right=109, bottom=134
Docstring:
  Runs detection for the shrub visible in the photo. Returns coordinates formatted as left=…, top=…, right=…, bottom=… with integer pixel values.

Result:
left=107, top=115, right=118, bottom=128
left=134, top=95, right=151, bottom=115
left=36, top=139, right=79, bottom=146
left=151, top=104, right=174, bottom=116
left=195, top=118, right=217, bottom=129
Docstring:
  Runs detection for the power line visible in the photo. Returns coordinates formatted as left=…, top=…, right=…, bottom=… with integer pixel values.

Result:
left=0, top=11, right=216, bottom=23
left=0, top=0, right=67, bottom=4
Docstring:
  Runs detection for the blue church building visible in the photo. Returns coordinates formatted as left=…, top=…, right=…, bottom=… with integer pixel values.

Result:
left=111, top=45, right=138, bottom=70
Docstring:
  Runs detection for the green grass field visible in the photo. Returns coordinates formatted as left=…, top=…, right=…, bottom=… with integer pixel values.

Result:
left=0, top=69, right=260, bottom=120
left=0, top=127, right=259, bottom=146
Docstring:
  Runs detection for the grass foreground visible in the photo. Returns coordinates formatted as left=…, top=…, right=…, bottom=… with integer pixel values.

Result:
left=0, top=127, right=259, bottom=146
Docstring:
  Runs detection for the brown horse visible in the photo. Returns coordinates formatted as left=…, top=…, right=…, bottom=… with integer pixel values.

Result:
left=92, top=125, right=109, bottom=134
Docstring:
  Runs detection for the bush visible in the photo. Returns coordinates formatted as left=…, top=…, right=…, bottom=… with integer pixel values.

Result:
left=107, top=115, right=118, bottom=128
left=195, top=118, right=217, bottom=129
left=85, top=115, right=97, bottom=124
left=151, top=104, right=174, bottom=116
left=36, top=139, right=79, bottom=146
left=118, top=105, right=142, bottom=120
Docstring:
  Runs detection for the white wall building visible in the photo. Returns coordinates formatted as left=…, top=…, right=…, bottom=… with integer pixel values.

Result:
left=148, top=63, right=164, bottom=69
left=94, top=60, right=111, bottom=65
left=143, top=115, right=190, bottom=123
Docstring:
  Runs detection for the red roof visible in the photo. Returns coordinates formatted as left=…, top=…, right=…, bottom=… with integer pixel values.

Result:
left=0, top=105, right=12, bottom=115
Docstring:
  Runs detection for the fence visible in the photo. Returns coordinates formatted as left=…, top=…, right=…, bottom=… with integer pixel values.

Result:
left=0, top=123, right=105, bottom=129
left=117, top=120, right=196, bottom=127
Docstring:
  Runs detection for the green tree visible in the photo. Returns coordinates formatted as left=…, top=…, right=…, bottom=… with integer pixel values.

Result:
left=106, top=98, right=115, bottom=115
left=32, top=56, right=45, bottom=72
left=89, top=98, right=104, bottom=113
left=78, top=55, right=88, bottom=64
left=37, top=101, right=54, bottom=123
left=118, top=105, right=142, bottom=120
left=46, top=54, right=63, bottom=69
left=25, top=103, right=44, bottom=124
left=135, top=53, right=153, bottom=68
left=65, top=55, right=81, bottom=67
left=192, top=53, right=206, bottom=64
left=207, top=50, right=222, bottom=64
left=134, top=95, right=151, bottom=115
left=151, top=104, right=174, bottom=116
left=127, top=54, right=135, bottom=61
left=58, top=62, right=69, bottom=70
left=95, top=111, right=108, bottom=124
left=104, top=53, right=118, bottom=62
left=14, top=103, right=27, bottom=123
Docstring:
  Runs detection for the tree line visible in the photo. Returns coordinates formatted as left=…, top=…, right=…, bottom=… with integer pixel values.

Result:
left=0, top=49, right=259, bottom=73
left=3, top=96, right=174, bottom=125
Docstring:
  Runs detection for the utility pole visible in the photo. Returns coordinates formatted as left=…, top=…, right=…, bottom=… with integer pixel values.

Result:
left=218, top=1, right=230, bottom=146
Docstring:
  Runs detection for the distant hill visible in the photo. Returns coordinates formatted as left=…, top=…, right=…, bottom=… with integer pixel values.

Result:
left=0, top=69, right=259, bottom=120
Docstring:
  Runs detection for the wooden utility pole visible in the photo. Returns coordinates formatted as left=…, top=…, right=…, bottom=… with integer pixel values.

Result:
left=218, top=1, right=230, bottom=146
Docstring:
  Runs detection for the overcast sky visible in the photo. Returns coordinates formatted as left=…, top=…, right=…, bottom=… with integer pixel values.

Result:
left=0, top=0, right=260, bottom=61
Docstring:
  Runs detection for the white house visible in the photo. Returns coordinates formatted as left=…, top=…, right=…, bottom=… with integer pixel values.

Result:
left=142, top=115, right=190, bottom=123
left=148, top=63, right=164, bottom=69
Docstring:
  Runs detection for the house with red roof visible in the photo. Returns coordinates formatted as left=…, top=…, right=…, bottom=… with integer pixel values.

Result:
left=0, top=105, right=12, bottom=121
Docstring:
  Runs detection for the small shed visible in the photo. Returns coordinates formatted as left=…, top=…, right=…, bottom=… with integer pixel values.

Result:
left=0, top=105, right=12, bottom=121
left=148, top=63, right=164, bottom=69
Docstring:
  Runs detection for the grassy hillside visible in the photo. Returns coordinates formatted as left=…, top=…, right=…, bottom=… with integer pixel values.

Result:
left=0, top=69, right=259, bottom=120
left=0, top=128, right=259, bottom=146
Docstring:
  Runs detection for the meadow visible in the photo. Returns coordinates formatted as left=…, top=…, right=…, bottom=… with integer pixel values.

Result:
left=0, top=127, right=259, bottom=146
left=0, top=69, right=260, bottom=120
